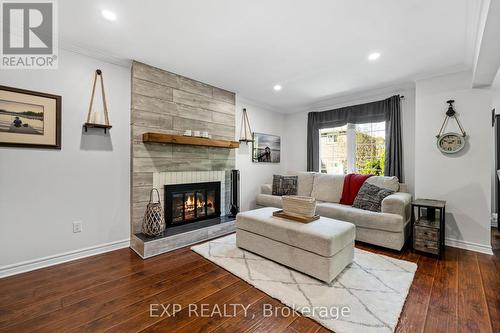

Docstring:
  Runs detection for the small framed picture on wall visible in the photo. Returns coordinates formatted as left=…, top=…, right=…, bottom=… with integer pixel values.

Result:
left=252, top=132, right=281, bottom=163
left=0, top=85, right=61, bottom=149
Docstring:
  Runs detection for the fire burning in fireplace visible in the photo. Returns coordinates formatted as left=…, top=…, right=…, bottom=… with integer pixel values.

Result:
left=165, top=182, right=220, bottom=227
left=183, top=194, right=215, bottom=220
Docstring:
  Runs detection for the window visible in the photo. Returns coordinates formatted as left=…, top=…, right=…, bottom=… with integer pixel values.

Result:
left=319, top=122, right=385, bottom=175
left=319, top=125, right=347, bottom=174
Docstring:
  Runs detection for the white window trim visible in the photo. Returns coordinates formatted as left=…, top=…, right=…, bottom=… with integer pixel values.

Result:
left=346, top=123, right=356, bottom=173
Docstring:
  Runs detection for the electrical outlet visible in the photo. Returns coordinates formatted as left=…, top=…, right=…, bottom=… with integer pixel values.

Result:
left=73, top=221, right=82, bottom=233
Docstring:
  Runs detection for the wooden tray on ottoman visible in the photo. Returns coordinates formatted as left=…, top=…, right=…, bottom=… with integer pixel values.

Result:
left=272, top=210, right=320, bottom=223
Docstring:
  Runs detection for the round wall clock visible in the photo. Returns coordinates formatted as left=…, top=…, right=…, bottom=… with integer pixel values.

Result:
left=436, top=100, right=467, bottom=154
left=437, top=132, right=465, bottom=154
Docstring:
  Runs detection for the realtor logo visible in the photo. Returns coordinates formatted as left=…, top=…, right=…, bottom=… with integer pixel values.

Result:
left=1, top=0, right=58, bottom=69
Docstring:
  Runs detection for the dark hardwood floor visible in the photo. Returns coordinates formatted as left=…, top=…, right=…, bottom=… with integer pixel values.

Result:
left=0, top=229, right=498, bottom=333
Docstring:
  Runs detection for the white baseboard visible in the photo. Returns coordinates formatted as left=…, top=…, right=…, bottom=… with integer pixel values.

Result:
left=0, top=239, right=130, bottom=278
left=445, top=237, right=493, bottom=255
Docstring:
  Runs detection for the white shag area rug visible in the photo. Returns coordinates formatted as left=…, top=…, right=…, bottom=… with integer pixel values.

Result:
left=191, top=234, right=417, bottom=333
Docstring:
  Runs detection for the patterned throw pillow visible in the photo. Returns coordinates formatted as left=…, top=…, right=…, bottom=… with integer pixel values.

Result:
left=272, top=175, right=298, bottom=196
left=352, top=182, right=395, bottom=212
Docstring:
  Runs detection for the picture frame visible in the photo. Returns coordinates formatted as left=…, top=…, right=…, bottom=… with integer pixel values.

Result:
left=0, top=85, right=61, bottom=149
left=252, top=132, right=281, bottom=163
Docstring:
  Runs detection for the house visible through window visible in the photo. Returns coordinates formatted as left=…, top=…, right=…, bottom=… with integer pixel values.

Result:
left=319, top=122, right=385, bottom=175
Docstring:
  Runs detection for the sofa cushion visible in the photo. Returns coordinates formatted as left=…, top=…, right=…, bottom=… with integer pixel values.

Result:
left=366, top=176, right=399, bottom=191
left=287, top=171, right=315, bottom=196
left=315, top=202, right=404, bottom=232
left=236, top=207, right=356, bottom=257
left=353, top=182, right=395, bottom=212
left=261, top=184, right=272, bottom=195
left=310, top=173, right=344, bottom=203
left=398, top=183, right=409, bottom=193
left=256, top=194, right=282, bottom=208
left=272, top=175, right=298, bottom=196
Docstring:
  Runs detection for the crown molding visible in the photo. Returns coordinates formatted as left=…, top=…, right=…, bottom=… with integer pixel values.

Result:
left=236, top=95, right=286, bottom=114
left=60, top=40, right=132, bottom=68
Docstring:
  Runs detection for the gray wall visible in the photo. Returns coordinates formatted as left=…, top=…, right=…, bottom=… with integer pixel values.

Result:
left=131, top=61, right=236, bottom=233
left=0, top=50, right=131, bottom=272
left=415, top=71, right=493, bottom=254
left=235, top=96, right=287, bottom=211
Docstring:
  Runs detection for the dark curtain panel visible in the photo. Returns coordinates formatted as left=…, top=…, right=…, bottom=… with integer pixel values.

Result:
left=495, top=114, right=500, bottom=214
left=307, top=95, right=403, bottom=180
left=384, top=96, right=403, bottom=180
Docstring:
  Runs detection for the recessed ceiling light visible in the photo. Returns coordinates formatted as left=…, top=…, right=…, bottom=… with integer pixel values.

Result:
left=101, top=10, right=117, bottom=21
left=368, top=52, right=381, bottom=61
left=273, top=84, right=282, bottom=91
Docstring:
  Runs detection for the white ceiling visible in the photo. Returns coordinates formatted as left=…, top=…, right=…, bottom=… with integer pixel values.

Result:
left=59, top=0, right=482, bottom=112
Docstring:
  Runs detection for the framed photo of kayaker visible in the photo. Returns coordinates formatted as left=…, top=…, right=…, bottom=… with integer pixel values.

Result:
left=0, top=85, right=61, bottom=149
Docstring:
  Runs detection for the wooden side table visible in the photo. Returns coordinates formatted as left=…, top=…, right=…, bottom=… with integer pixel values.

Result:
left=411, top=199, right=446, bottom=257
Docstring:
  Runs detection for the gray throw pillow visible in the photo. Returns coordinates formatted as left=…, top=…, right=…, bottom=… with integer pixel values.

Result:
left=272, top=175, right=298, bottom=196
left=352, top=182, right=394, bottom=212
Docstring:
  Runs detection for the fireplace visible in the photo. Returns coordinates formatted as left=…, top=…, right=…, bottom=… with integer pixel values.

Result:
left=164, top=182, right=221, bottom=227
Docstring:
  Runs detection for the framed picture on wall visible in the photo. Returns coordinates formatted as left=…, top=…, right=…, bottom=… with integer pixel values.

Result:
left=0, top=85, right=61, bottom=149
left=252, top=132, right=281, bottom=163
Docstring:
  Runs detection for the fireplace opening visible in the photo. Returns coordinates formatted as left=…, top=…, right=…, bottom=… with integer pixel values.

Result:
left=165, top=181, right=221, bottom=227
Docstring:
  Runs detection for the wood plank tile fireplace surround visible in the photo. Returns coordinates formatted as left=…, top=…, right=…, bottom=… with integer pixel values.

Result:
left=130, top=61, right=236, bottom=258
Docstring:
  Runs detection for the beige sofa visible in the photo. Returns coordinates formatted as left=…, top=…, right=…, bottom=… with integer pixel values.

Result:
left=255, top=172, right=412, bottom=251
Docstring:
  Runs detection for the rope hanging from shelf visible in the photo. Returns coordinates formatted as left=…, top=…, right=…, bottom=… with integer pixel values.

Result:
left=238, top=108, right=253, bottom=143
left=84, top=69, right=112, bottom=133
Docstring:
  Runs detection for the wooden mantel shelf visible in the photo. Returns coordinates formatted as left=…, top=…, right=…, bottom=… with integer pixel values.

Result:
left=142, top=132, right=240, bottom=149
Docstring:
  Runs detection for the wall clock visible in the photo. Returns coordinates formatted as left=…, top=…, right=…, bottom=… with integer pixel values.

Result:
left=437, top=132, right=465, bottom=153
left=436, top=100, right=467, bottom=154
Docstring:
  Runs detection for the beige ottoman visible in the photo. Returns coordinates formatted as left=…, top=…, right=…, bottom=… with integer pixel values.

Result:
left=236, top=207, right=355, bottom=283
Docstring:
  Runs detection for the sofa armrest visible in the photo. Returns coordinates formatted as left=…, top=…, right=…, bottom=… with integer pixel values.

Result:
left=261, top=184, right=272, bottom=195
left=382, top=192, right=412, bottom=221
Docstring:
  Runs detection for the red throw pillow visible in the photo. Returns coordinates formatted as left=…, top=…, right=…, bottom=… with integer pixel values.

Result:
left=340, top=173, right=373, bottom=205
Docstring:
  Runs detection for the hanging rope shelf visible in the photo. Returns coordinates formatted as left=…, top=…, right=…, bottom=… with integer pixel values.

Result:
left=83, top=69, right=112, bottom=134
left=238, top=108, right=253, bottom=143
